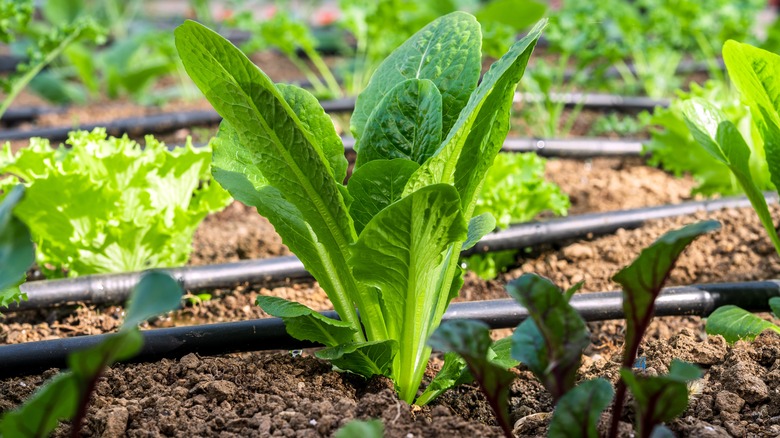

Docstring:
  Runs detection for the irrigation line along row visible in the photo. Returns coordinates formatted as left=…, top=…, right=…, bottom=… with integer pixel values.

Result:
left=343, top=137, right=644, bottom=157
left=1, top=280, right=777, bottom=378
left=0, top=88, right=668, bottom=141
left=0, top=98, right=354, bottom=142
left=9, top=193, right=776, bottom=312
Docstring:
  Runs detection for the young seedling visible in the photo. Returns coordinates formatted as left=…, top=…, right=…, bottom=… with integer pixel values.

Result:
left=706, top=298, right=780, bottom=343
left=0, top=271, right=182, bottom=437
left=428, top=320, right=518, bottom=437
left=430, top=221, right=717, bottom=437
left=0, top=129, right=231, bottom=277
left=175, top=12, right=545, bottom=404
left=608, top=220, right=719, bottom=438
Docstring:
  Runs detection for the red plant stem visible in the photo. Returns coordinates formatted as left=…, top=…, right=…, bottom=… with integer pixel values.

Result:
left=71, top=371, right=103, bottom=438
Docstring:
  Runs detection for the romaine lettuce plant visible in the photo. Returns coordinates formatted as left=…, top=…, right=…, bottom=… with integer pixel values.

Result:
left=0, top=129, right=231, bottom=277
left=683, top=41, right=780, bottom=257
left=175, top=12, right=545, bottom=403
left=645, top=80, right=771, bottom=196
left=430, top=220, right=718, bottom=437
left=0, top=271, right=182, bottom=437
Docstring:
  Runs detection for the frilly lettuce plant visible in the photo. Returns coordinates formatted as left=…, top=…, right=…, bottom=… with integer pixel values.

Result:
left=0, top=129, right=231, bottom=277
left=175, top=12, right=545, bottom=403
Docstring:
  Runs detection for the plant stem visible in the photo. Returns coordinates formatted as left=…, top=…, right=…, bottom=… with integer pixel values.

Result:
left=303, top=46, right=342, bottom=98
left=0, top=28, right=83, bottom=119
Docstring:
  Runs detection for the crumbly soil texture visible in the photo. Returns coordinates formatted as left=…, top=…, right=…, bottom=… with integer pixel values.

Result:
left=2, top=154, right=780, bottom=437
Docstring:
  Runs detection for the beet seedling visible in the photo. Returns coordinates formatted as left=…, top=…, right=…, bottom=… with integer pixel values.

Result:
left=0, top=272, right=182, bottom=437
left=430, top=220, right=718, bottom=437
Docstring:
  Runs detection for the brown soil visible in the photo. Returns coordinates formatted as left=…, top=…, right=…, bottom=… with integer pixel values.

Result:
left=3, top=154, right=780, bottom=436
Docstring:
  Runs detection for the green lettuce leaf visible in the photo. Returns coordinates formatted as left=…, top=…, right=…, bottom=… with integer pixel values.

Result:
left=0, top=129, right=230, bottom=277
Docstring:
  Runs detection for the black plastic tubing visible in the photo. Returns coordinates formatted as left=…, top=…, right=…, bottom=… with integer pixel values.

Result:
left=7, top=192, right=776, bottom=312
left=0, top=280, right=777, bottom=378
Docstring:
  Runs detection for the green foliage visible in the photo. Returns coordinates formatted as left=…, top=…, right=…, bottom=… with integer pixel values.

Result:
left=706, top=304, right=780, bottom=343
left=590, top=113, right=650, bottom=138
left=508, top=274, right=588, bottom=402
left=644, top=81, right=770, bottom=196
left=613, top=221, right=720, bottom=367
left=0, top=185, right=34, bottom=309
left=463, top=152, right=569, bottom=279
left=0, top=271, right=182, bottom=437
left=0, top=129, right=231, bottom=277
left=0, top=0, right=104, bottom=117
left=428, top=223, right=712, bottom=437
left=771, top=297, right=780, bottom=318
left=548, top=378, right=614, bottom=438
left=334, top=419, right=384, bottom=438
left=682, top=41, right=780, bottom=257
left=175, top=13, right=544, bottom=404
left=428, top=320, right=517, bottom=437
left=620, top=360, right=702, bottom=438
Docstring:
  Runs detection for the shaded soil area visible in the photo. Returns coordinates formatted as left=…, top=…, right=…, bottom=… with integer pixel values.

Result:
left=2, top=156, right=780, bottom=436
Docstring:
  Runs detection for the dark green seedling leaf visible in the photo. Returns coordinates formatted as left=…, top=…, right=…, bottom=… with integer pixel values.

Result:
left=0, top=185, right=34, bottom=298
left=705, top=305, right=780, bottom=343
left=507, top=273, right=589, bottom=402
left=356, top=78, right=442, bottom=166
left=123, top=271, right=182, bottom=328
left=416, top=352, right=471, bottom=406
left=68, top=330, right=143, bottom=380
left=462, top=212, right=497, bottom=251
left=256, top=296, right=357, bottom=347
left=347, top=159, right=419, bottom=235
left=613, top=220, right=720, bottom=366
left=334, top=419, right=384, bottom=438
left=0, top=271, right=182, bottom=437
left=771, top=297, right=780, bottom=318
left=316, top=340, right=398, bottom=378
left=723, top=41, right=780, bottom=192
left=0, top=374, right=79, bottom=438
left=620, top=360, right=702, bottom=438
left=352, top=12, right=481, bottom=142
left=351, top=183, right=467, bottom=403
left=548, top=378, right=614, bottom=438
left=429, top=320, right=516, bottom=438
left=489, top=336, right=520, bottom=369
left=683, top=99, right=780, bottom=255
left=417, top=336, right=518, bottom=406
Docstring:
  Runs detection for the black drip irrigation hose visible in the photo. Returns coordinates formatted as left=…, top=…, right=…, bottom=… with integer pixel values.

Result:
left=0, top=280, right=777, bottom=378
left=0, top=99, right=356, bottom=142
left=1, top=89, right=668, bottom=142
left=342, top=136, right=644, bottom=157
left=0, top=110, right=223, bottom=142
left=515, top=92, right=670, bottom=111
left=0, top=106, right=65, bottom=124
left=7, top=193, right=776, bottom=312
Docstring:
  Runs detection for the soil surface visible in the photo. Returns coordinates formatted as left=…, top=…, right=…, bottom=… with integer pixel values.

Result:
left=2, top=154, right=780, bottom=437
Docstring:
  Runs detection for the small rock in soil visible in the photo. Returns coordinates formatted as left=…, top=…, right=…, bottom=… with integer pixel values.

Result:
left=714, top=391, right=744, bottom=414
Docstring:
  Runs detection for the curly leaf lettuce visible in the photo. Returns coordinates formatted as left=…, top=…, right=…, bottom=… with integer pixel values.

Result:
left=0, top=129, right=231, bottom=277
